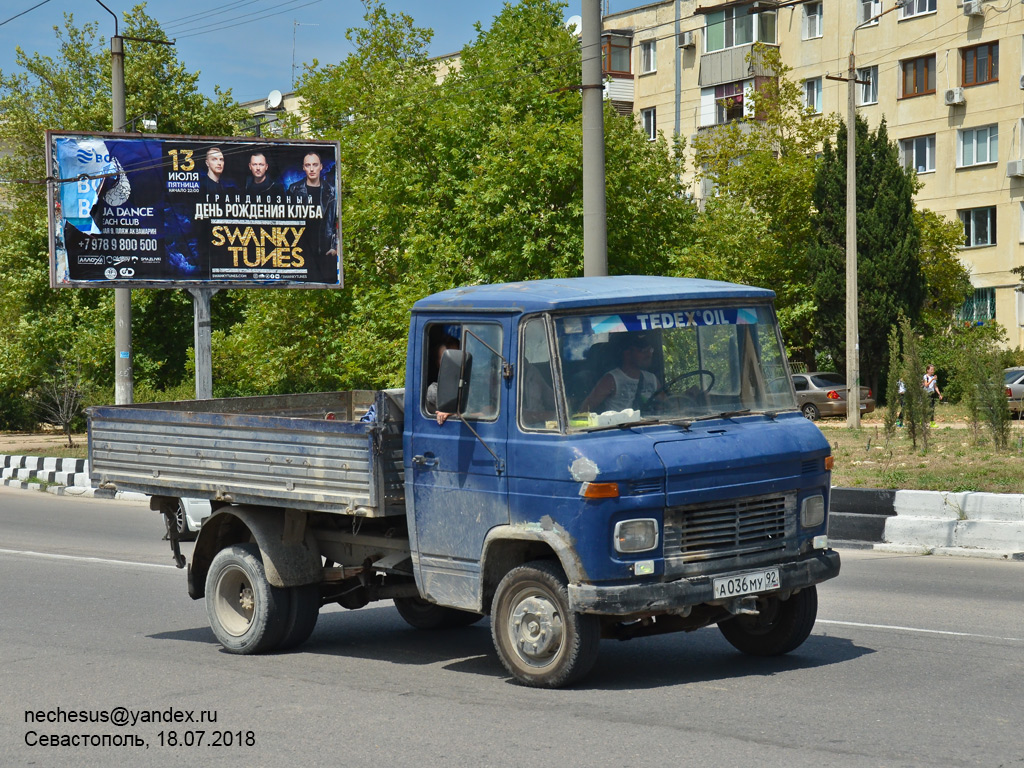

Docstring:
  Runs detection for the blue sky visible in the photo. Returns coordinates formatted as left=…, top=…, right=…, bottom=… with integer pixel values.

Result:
left=0, top=1, right=632, bottom=104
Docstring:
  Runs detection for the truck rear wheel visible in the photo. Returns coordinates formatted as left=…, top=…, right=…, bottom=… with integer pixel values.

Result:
left=491, top=561, right=600, bottom=688
left=206, top=543, right=290, bottom=654
left=717, top=586, right=818, bottom=656
left=393, top=596, right=483, bottom=629
left=278, top=583, right=321, bottom=651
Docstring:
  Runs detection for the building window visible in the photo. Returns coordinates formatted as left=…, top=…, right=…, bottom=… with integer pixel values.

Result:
left=803, top=2, right=822, bottom=39
left=804, top=78, right=822, bottom=113
left=958, top=287, right=996, bottom=323
left=705, top=4, right=776, bottom=52
left=901, top=55, right=935, bottom=97
left=857, top=66, right=878, bottom=105
left=901, top=0, right=937, bottom=18
left=900, top=135, right=936, bottom=174
left=641, top=107, right=657, bottom=140
left=602, top=34, right=632, bottom=76
left=716, top=82, right=745, bottom=124
left=639, top=40, right=656, bottom=74
left=959, top=207, right=997, bottom=247
left=958, top=125, right=998, bottom=167
left=962, top=42, right=998, bottom=86
left=858, top=0, right=881, bottom=25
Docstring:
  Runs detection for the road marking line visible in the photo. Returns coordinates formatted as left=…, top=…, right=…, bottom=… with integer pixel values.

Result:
left=818, top=619, right=1021, bottom=642
left=0, top=547, right=179, bottom=570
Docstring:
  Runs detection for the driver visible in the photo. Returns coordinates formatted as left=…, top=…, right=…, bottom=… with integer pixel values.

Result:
left=580, top=333, right=662, bottom=413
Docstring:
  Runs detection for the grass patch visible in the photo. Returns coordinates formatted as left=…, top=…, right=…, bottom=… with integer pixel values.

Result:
left=819, top=407, right=1024, bottom=492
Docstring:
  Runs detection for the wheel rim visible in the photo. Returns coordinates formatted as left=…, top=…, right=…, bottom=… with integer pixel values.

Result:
left=175, top=503, right=187, bottom=534
left=505, top=588, right=564, bottom=669
left=213, top=564, right=256, bottom=637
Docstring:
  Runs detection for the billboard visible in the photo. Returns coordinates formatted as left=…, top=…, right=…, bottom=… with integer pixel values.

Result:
left=46, top=131, right=342, bottom=289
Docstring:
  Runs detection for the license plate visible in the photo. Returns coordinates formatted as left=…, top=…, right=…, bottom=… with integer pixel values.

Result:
left=713, top=568, right=780, bottom=599
left=860, top=404, right=867, bottom=410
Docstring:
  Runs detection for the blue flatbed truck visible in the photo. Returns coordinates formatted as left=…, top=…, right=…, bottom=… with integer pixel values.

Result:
left=88, top=276, right=840, bottom=688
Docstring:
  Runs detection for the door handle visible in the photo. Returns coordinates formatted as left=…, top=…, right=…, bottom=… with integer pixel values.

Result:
left=412, top=454, right=438, bottom=468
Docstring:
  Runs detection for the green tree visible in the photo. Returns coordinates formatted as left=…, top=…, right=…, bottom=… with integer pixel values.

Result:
left=0, top=5, right=248, bottom=426
left=915, top=208, right=972, bottom=328
left=686, top=44, right=839, bottom=365
left=220, top=0, right=697, bottom=394
left=810, top=115, right=924, bottom=398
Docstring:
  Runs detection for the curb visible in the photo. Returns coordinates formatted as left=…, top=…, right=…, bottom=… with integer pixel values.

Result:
left=830, top=486, right=1024, bottom=560
left=1, top=454, right=147, bottom=503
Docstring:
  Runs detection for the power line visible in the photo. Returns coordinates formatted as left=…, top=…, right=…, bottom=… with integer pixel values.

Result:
left=0, top=0, right=54, bottom=28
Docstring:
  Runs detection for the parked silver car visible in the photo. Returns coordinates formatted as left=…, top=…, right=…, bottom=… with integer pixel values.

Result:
left=164, top=497, right=212, bottom=542
left=1006, top=367, right=1024, bottom=415
left=791, top=372, right=875, bottom=420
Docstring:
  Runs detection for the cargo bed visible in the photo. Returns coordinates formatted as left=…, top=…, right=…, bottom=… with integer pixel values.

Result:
left=87, top=390, right=405, bottom=517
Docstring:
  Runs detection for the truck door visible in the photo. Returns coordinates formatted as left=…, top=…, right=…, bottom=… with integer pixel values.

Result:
left=409, top=320, right=509, bottom=610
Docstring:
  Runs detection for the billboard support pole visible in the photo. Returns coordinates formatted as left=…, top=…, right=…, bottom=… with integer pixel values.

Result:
left=188, top=288, right=218, bottom=400
left=111, top=32, right=133, bottom=405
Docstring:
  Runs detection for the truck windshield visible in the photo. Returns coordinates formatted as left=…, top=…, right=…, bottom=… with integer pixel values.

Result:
left=555, top=304, right=796, bottom=427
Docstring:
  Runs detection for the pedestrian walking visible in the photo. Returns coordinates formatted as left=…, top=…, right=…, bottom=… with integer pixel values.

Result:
left=922, top=364, right=942, bottom=426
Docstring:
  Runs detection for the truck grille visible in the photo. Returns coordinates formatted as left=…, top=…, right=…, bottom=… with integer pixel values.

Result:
left=663, top=493, right=795, bottom=564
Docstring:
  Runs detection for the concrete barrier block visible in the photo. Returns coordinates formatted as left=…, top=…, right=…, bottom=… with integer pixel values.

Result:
left=16, top=468, right=35, bottom=481
left=893, top=490, right=959, bottom=519
left=42, top=457, right=61, bottom=471
left=70, top=472, right=93, bottom=488
left=959, top=493, right=1024, bottom=523
left=884, top=516, right=956, bottom=547
left=20, top=456, right=43, bottom=471
left=954, top=519, right=1024, bottom=551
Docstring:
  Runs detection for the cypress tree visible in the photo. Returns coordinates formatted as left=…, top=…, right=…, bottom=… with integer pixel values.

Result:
left=810, top=116, right=925, bottom=398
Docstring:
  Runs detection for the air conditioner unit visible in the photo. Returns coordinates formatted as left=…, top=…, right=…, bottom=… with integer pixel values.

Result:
left=678, top=30, right=695, bottom=48
left=1007, top=160, right=1024, bottom=178
left=963, top=0, right=984, bottom=16
left=944, top=87, right=966, bottom=106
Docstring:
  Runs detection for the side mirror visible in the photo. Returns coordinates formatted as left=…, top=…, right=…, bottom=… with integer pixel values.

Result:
left=436, top=349, right=472, bottom=414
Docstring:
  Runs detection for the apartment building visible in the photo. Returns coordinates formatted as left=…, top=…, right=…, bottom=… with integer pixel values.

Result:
left=602, top=0, right=1024, bottom=348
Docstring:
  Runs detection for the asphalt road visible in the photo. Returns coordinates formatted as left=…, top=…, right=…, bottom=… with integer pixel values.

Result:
left=1, top=486, right=1022, bottom=767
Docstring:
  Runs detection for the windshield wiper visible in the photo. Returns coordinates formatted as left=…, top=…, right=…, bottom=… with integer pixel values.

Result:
left=667, top=409, right=753, bottom=429
left=584, top=417, right=663, bottom=432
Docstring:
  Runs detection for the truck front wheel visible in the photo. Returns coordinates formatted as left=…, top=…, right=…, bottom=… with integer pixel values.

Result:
left=717, top=586, right=818, bottom=656
left=206, top=543, right=290, bottom=654
left=491, top=561, right=600, bottom=688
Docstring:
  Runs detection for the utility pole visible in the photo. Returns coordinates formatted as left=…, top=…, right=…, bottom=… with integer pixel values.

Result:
left=581, top=0, right=608, bottom=277
left=827, top=2, right=903, bottom=428
left=845, top=50, right=859, bottom=428
left=101, top=1, right=133, bottom=405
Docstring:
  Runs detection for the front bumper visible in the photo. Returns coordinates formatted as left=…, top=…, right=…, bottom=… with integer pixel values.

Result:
left=569, top=549, right=841, bottom=615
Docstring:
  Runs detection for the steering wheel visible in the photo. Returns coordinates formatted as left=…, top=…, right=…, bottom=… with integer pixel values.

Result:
left=642, top=368, right=715, bottom=410
left=660, top=368, right=715, bottom=397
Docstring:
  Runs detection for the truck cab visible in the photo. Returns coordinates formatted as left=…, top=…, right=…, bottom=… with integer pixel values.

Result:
left=404, top=277, right=839, bottom=686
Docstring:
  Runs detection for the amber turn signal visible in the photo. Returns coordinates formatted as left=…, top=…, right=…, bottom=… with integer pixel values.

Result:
left=824, top=456, right=834, bottom=471
left=580, top=482, right=619, bottom=499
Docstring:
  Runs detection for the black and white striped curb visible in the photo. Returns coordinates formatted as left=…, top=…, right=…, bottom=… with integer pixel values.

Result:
left=1, top=454, right=147, bottom=501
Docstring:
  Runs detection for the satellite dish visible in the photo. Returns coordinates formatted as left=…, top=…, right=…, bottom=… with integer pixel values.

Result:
left=265, top=89, right=284, bottom=110
left=565, top=15, right=582, bottom=34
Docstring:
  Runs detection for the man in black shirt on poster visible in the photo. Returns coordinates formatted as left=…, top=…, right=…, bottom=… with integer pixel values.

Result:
left=288, top=151, right=339, bottom=276
left=245, top=151, right=283, bottom=197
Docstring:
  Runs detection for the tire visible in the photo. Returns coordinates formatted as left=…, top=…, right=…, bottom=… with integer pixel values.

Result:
left=172, top=499, right=197, bottom=542
left=801, top=403, right=820, bottom=421
left=394, top=596, right=483, bottom=630
left=205, top=543, right=291, bottom=654
left=717, top=586, right=818, bottom=657
left=491, top=560, right=601, bottom=688
left=277, top=583, right=321, bottom=651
